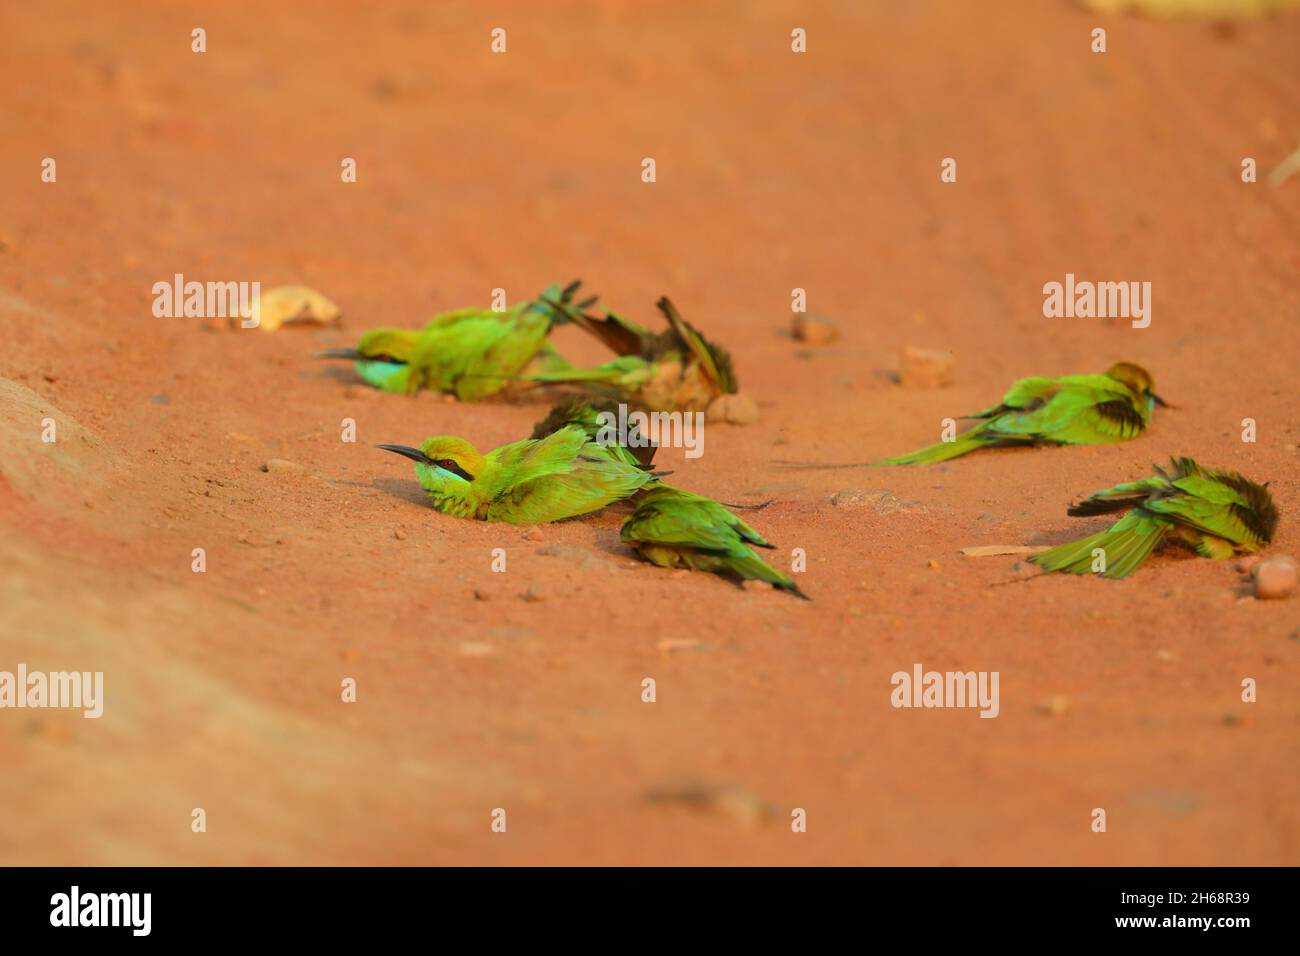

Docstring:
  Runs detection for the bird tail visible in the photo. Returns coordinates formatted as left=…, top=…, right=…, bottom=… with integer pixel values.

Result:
left=524, top=355, right=646, bottom=386
left=879, top=424, right=992, bottom=465
left=1029, top=510, right=1170, bottom=579
left=722, top=550, right=811, bottom=600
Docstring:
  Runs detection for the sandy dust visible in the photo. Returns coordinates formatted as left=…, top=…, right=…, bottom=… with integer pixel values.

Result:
left=1, top=1, right=1298, bottom=864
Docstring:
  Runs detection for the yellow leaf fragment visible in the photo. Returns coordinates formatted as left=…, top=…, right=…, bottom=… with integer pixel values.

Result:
left=960, top=545, right=1051, bottom=557
left=242, top=285, right=342, bottom=332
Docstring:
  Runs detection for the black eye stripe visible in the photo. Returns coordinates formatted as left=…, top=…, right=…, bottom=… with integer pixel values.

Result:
left=434, top=459, right=475, bottom=481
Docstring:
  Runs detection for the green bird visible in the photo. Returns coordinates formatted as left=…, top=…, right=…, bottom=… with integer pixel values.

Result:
left=525, top=296, right=737, bottom=412
left=1031, top=457, right=1278, bottom=579
left=318, top=281, right=590, bottom=400
left=377, top=400, right=804, bottom=596
left=881, top=362, right=1168, bottom=465
left=621, top=486, right=808, bottom=599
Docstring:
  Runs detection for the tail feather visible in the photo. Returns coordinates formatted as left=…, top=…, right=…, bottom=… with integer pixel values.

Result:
left=880, top=425, right=993, bottom=465
left=1031, top=512, right=1169, bottom=579
left=722, top=551, right=810, bottom=599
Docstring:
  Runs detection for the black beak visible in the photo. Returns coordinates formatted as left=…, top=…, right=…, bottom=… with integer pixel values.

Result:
left=316, top=348, right=363, bottom=360
left=376, top=444, right=432, bottom=464
left=1151, top=392, right=1171, bottom=408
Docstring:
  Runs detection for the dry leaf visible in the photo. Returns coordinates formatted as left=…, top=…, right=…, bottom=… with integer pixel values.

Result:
left=241, top=285, right=341, bottom=332
left=960, top=545, right=1050, bottom=557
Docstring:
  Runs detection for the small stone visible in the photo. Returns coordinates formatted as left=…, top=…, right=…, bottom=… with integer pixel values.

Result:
left=1252, top=556, right=1296, bottom=600
left=899, top=346, right=954, bottom=388
left=441, top=393, right=458, bottom=404
left=644, top=782, right=771, bottom=827
left=742, top=578, right=769, bottom=592
left=262, top=458, right=304, bottom=474
left=523, top=584, right=545, bottom=603
left=657, top=638, right=702, bottom=653
left=473, top=588, right=491, bottom=602
left=523, top=527, right=544, bottom=542
left=1036, top=695, right=1069, bottom=716
left=393, top=528, right=408, bottom=540
left=457, top=641, right=497, bottom=658
left=706, top=393, right=760, bottom=426
left=791, top=313, right=838, bottom=344
left=927, top=559, right=939, bottom=569
left=830, top=488, right=924, bottom=514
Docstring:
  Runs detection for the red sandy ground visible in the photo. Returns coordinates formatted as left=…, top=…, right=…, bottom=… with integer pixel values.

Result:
left=1, top=1, right=1298, bottom=865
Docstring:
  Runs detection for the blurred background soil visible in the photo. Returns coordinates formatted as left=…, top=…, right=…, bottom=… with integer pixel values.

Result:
left=1, top=0, right=1297, bottom=864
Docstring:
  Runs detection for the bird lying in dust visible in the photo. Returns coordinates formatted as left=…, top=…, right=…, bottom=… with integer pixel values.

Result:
left=1031, top=457, right=1278, bottom=579
left=317, top=280, right=592, bottom=399
left=779, top=362, right=1169, bottom=470
left=377, top=399, right=806, bottom=597
left=882, top=362, right=1168, bottom=465
left=524, top=296, right=738, bottom=413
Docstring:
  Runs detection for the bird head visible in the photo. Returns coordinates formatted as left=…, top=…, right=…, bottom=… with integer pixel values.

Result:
left=317, top=329, right=423, bottom=389
left=1105, top=361, right=1169, bottom=409
left=377, top=437, right=486, bottom=491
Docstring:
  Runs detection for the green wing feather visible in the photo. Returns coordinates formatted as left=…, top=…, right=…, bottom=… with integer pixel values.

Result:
left=1031, top=510, right=1171, bottom=579
left=622, top=487, right=804, bottom=597
left=486, top=426, right=656, bottom=523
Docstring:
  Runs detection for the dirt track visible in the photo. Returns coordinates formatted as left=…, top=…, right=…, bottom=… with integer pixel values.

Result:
left=1, top=1, right=1298, bottom=865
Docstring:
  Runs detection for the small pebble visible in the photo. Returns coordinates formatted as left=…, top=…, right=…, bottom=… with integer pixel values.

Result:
left=1036, top=695, right=1069, bottom=716
left=706, top=393, right=760, bottom=426
left=393, top=528, right=408, bottom=540
left=899, top=346, right=954, bottom=388
left=262, top=458, right=304, bottom=474
left=523, top=527, right=543, bottom=542
left=1252, top=555, right=1296, bottom=600
left=523, top=584, right=545, bottom=603
left=473, top=588, right=491, bottom=602
left=657, top=639, right=702, bottom=653
left=791, top=314, right=838, bottom=344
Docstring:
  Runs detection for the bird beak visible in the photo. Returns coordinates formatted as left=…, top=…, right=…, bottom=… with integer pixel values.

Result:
left=376, top=444, right=432, bottom=464
left=1151, top=392, right=1172, bottom=408
left=316, top=348, right=363, bottom=360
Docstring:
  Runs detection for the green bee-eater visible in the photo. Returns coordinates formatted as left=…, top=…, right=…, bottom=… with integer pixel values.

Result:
left=318, top=281, right=589, bottom=399
left=1031, top=457, right=1278, bottom=579
left=621, top=486, right=807, bottom=599
left=525, top=297, right=737, bottom=412
left=882, top=362, right=1168, bottom=465
left=377, top=401, right=803, bottom=596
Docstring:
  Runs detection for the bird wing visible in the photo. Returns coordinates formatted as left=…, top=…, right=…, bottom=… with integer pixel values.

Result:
left=409, top=315, right=512, bottom=388
left=656, top=298, right=736, bottom=393
left=1068, top=474, right=1173, bottom=516
left=487, top=426, right=654, bottom=522
left=632, top=488, right=773, bottom=550
left=967, top=376, right=1061, bottom=418
left=622, top=499, right=748, bottom=555
left=1145, top=488, right=1267, bottom=549
left=457, top=309, right=552, bottom=400
left=983, top=379, right=1145, bottom=445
